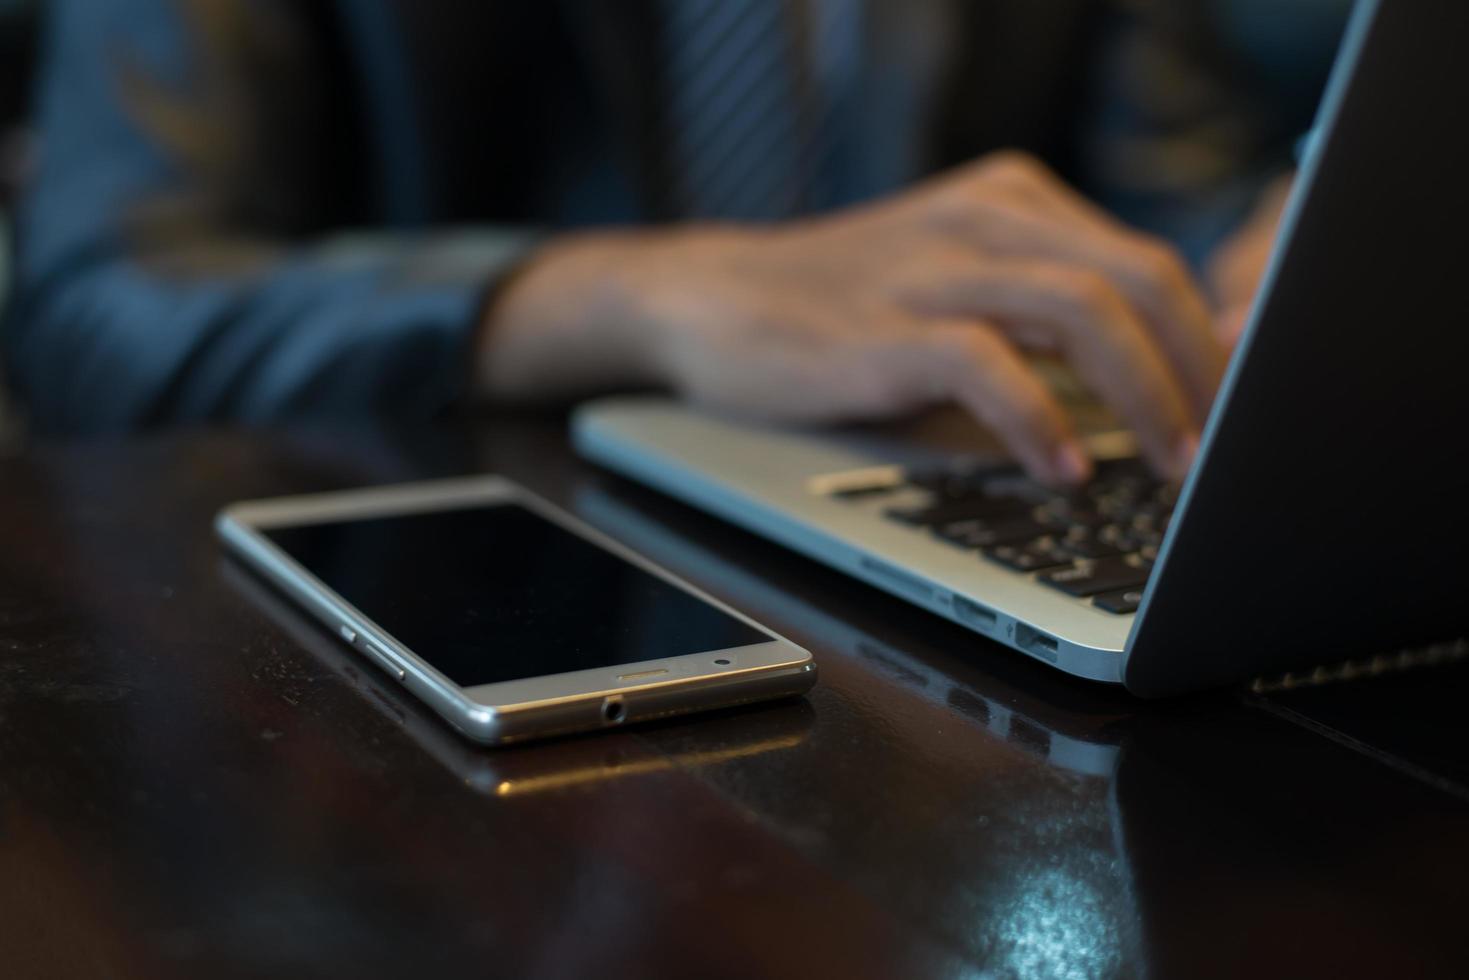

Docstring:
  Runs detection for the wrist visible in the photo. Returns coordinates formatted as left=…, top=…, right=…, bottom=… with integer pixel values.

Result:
left=473, top=229, right=667, bottom=402
left=475, top=223, right=767, bottom=403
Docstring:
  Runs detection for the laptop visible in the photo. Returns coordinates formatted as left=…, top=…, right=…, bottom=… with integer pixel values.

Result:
left=573, top=0, right=1469, bottom=696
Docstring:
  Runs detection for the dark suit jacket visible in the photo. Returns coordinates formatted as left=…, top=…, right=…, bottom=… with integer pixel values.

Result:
left=3, top=0, right=1324, bottom=434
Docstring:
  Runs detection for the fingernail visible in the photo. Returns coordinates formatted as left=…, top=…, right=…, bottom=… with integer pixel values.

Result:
left=1175, top=434, right=1200, bottom=477
left=1053, top=442, right=1092, bottom=484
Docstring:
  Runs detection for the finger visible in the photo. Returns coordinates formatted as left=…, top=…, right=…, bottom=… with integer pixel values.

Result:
left=1207, top=173, right=1295, bottom=307
left=1066, top=235, right=1224, bottom=425
left=968, top=151, right=1129, bottom=230
left=900, top=256, right=1199, bottom=479
left=1207, top=233, right=1275, bottom=312
left=1216, top=304, right=1251, bottom=349
left=937, top=179, right=1227, bottom=424
left=892, top=320, right=1090, bottom=485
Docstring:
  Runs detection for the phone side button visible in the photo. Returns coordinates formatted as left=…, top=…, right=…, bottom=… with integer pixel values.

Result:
left=361, top=639, right=407, bottom=682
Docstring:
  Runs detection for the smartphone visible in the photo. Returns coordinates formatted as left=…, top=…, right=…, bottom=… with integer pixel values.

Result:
left=220, top=556, right=815, bottom=792
left=216, top=476, right=816, bottom=745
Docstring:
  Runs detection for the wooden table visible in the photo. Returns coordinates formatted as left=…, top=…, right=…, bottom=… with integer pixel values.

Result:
left=2, top=419, right=1466, bottom=979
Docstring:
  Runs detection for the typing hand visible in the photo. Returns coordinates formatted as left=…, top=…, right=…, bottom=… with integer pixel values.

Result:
left=1207, top=173, right=1296, bottom=348
left=483, top=152, right=1225, bottom=485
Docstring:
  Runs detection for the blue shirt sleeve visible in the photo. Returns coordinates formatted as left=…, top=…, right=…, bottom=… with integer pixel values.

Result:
left=3, top=0, right=537, bottom=434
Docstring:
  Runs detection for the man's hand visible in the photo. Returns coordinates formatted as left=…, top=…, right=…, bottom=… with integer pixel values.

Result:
left=481, top=152, right=1227, bottom=484
left=1207, top=173, right=1295, bottom=347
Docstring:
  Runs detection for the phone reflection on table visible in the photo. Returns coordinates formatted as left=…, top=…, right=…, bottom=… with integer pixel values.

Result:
left=220, top=558, right=813, bottom=799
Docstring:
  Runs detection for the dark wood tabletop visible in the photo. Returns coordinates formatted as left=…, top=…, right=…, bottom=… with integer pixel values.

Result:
left=2, top=418, right=1466, bottom=980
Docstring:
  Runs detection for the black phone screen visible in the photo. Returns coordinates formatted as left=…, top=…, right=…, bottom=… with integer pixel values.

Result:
left=263, top=503, right=769, bottom=687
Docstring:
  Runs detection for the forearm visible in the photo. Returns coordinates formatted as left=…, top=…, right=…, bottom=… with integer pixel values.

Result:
left=5, top=234, right=515, bottom=432
left=14, top=0, right=541, bottom=432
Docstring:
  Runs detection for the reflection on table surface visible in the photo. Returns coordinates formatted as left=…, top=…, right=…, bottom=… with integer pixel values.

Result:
left=576, top=479, right=1469, bottom=979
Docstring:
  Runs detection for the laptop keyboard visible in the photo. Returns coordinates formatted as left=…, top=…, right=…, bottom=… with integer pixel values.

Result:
left=839, top=458, right=1176, bottom=614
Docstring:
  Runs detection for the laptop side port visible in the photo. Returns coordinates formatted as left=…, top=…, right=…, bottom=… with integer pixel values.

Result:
left=1014, top=623, right=1060, bottom=662
left=951, top=596, right=998, bottom=634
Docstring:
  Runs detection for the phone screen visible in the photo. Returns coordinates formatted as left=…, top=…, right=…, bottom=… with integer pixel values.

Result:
left=263, top=503, right=769, bottom=687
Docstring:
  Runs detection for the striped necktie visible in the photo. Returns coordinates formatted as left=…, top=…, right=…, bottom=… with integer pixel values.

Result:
left=662, top=0, right=821, bottom=221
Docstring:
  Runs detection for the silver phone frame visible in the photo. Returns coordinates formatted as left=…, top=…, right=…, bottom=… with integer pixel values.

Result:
left=216, top=475, right=816, bottom=745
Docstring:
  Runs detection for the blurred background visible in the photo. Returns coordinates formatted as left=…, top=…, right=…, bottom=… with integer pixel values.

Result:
left=0, top=0, right=36, bottom=452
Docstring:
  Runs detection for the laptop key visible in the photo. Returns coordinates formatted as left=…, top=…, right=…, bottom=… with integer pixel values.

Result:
left=1093, top=587, right=1145, bottom=614
left=1038, top=556, right=1151, bottom=597
left=1097, top=523, right=1148, bottom=552
left=934, top=517, right=1052, bottom=550
left=884, top=496, right=1032, bottom=527
left=907, top=466, right=1011, bottom=499
left=1034, top=500, right=1108, bottom=530
left=984, top=537, right=1076, bottom=572
left=1092, top=458, right=1153, bottom=483
left=1059, top=535, right=1127, bottom=560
